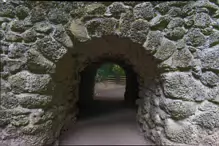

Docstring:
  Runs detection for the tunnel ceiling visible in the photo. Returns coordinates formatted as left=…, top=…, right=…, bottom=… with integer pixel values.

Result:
left=0, top=0, right=219, bottom=146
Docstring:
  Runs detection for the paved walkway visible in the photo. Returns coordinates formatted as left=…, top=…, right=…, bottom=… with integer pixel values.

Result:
left=59, top=83, right=154, bottom=145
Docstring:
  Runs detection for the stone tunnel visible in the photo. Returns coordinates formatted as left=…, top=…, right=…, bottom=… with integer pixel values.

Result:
left=0, top=0, right=219, bottom=145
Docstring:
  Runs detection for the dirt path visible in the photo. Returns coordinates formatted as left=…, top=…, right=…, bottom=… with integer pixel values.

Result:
left=59, top=83, right=154, bottom=145
left=59, top=109, right=154, bottom=145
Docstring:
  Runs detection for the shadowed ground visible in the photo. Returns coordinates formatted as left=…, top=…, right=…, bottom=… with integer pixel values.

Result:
left=59, top=83, right=154, bottom=145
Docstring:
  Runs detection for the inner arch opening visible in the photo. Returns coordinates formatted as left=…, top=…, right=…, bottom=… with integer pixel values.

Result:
left=78, top=58, right=139, bottom=119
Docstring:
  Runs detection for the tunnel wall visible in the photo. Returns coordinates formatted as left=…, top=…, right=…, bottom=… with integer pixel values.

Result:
left=79, top=63, right=97, bottom=107
left=0, top=0, right=219, bottom=145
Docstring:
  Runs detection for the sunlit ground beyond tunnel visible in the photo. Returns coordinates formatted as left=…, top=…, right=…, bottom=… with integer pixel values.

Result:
left=59, top=64, right=154, bottom=145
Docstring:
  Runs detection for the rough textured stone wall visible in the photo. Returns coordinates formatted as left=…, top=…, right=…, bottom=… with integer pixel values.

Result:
left=0, top=0, right=219, bottom=146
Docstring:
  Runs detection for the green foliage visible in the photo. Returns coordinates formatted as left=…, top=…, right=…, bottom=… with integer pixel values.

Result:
left=95, top=63, right=125, bottom=82
left=112, top=64, right=125, bottom=76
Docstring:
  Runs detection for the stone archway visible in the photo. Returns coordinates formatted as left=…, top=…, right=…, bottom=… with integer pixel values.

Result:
left=1, top=1, right=219, bottom=146
left=55, top=35, right=160, bottom=145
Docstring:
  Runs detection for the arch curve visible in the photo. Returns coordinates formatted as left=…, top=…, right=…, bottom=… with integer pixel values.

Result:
left=53, top=35, right=161, bottom=145
left=1, top=1, right=219, bottom=146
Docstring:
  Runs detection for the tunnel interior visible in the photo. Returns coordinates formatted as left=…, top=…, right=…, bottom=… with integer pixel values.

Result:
left=59, top=36, right=160, bottom=145
left=78, top=58, right=139, bottom=119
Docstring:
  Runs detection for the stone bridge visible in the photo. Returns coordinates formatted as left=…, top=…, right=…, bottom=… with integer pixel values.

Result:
left=0, top=0, right=219, bottom=145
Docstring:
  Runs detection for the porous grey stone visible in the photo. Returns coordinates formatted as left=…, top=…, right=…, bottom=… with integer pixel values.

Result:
left=201, top=27, right=213, bottom=35
left=188, top=46, right=197, bottom=53
left=184, top=17, right=194, bottom=28
left=197, top=8, right=209, bottom=14
left=200, top=47, right=219, bottom=72
left=194, top=12, right=211, bottom=28
left=21, top=120, right=52, bottom=135
left=5, top=32, right=22, bottom=42
left=160, top=98, right=196, bottom=120
left=0, top=117, right=10, bottom=127
left=30, top=7, right=46, bottom=23
left=8, top=71, right=53, bottom=94
left=192, top=63, right=203, bottom=78
left=198, top=100, right=219, bottom=112
left=53, top=25, right=73, bottom=49
left=26, top=49, right=56, bottom=74
left=150, top=15, right=171, bottom=30
left=193, top=110, right=219, bottom=130
left=70, top=6, right=86, bottom=18
left=22, top=29, right=37, bottom=43
left=209, top=31, right=219, bottom=47
left=185, top=28, right=206, bottom=47
left=154, top=38, right=176, bottom=61
left=1, top=78, right=11, bottom=93
left=118, top=10, right=134, bottom=36
left=85, top=18, right=118, bottom=37
left=162, top=72, right=209, bottom=101
left=86, top=3, right=106, bottom=15
left=48, top=9, right=68, bottom=24
left=211, top=98, right=219, bottom=107
left=106, top=2, right=129, bottom=18
left=34, top=22, right=53, bottom=34
left=15, top=93, right=52, bottom=109
left=11, top=115, right=29, bottom=127
left=164, top=119, right=194, bottom=144
left=167, top=17, right=184, bottom=29
left=0, top=92, right=18, bottom=109
left=129, top=19, right=150, bottom=43
left=176, top=39, right=186, bottom=49
left=171, top=48, right=194, bottom=68
left=194, top=0, right=219, bottom=14
left=8, top=43, right=28, bottom=59
left=200, top=71, right=219, bottom=87
left=165, top=27, right=185, bottom=41
left=154, top=2, right=170, bottom=15
left=11, top=20, right=29, bottom=33
left=158, top=135, right=175, bottom=146
left=16, top=5, right=29, bottom=20
left=159, top=48, right=194, bottom=70
left=0, top=3, right=15, bottom=18
left=0, top=17, right=10, bottom=25
left=167, top=7, right=182, bottom=17
left=199, top=131, right=219, bottom=146
left=169, top=1, right=188, bottom=7
left=29, top=110, right=54, bottom=125
left=0, top=110, right=12, bottom=120
left=1, top=124, right=20, bottom=141
left=6, top=58, right=25, bottom=74
left=209, top=87, right=219, bottom=104
left=143, top=31, right=164, bottom=54
left=123, top=2, right=139, bottom=7
left=1, top=108, right=31, bottom=117
left=36, top=36, right=68, bottom=62
left=133, top=2, right=155, bottom=20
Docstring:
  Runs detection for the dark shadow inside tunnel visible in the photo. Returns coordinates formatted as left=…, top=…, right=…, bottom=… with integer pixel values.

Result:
left=78, top=59, right=139, bottom=120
